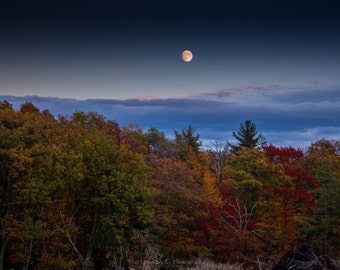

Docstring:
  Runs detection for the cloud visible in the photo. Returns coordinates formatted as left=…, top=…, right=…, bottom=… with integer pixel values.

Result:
left=184, top=83, right=283, bottom=100
left=136, top=94, right=163, bottom=100
left=187, top=81, right=339, bottom=104
left=265, top=127, right=340, bottom=148
left=1, top=94, right=340, bottom=149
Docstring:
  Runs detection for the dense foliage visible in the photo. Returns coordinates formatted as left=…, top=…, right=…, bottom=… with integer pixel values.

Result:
left=0, top=101, right=339, bottom=269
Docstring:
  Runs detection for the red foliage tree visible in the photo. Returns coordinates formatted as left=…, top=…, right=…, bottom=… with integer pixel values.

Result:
left=262, top=145, right=318, bottom=254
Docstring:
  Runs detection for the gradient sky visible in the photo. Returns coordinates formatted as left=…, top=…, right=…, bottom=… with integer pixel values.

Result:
left=1, top=1, right=340, bottom=148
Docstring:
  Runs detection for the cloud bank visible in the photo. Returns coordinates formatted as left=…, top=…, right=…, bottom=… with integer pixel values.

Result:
left=2, top=88, right=340, bottom=149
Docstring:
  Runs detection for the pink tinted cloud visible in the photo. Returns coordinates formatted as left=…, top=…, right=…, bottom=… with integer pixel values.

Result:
left=309, top=79, right=319, bottom=86
left=192, top=83, right=284, bottom=99
left=166, top=79, right=325, bottom=101
left=137, top=94, right=162, bottom=100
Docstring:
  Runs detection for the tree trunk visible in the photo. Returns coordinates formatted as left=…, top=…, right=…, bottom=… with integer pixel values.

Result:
left=0, top=235, right=11, bottom=270
left=22, top=238, right=34, bottom=270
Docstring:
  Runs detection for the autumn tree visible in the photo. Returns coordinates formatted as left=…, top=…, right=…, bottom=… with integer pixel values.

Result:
left=220, top=148, right=278, bottom=259
left=71, top=111, right=156, bottom=269
left=146, top=154, right=206, bottom=261
left=174, top=125, right=202, bottom=160
left=262, top=145, right=318, bottom=255
left=145, top=127, right=177, bottom=157
left=217, top=145, right=317, bottom=260
left=229, top=120, right=265, bottom=153
left=145, top=126, right=215, bottom=263
left=0, top=102, right=84, bottom=269
left=0, top=105, right=157, bottom=269
left=6, top=100, right=340, bottom=267
left=121, top=124, right=148, bottom=154
left=206, top=140, right=230, bottom=182
left=304, top=139, right=340, bottom=258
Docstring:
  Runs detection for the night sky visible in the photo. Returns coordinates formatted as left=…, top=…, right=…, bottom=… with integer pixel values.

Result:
left=1, top=0, right=340, bottom=147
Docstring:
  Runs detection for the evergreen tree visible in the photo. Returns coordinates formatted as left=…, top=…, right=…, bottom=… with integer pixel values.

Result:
left=174, top=125, right=202, bottom=159
left=230, top=120, right=265, bottom=153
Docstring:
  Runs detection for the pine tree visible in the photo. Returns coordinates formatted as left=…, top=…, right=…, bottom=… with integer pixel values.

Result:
left=174, top=125, right=202, bottom=160
left=230, top=120, right=265, bottom=153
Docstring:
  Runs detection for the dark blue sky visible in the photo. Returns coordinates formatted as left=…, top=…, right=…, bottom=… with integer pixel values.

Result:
left=1, top=0, right=340, bottom=148
left=1, top=0, right=339, bottom=100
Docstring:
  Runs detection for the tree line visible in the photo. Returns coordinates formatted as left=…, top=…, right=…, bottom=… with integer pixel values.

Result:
left=0, top=101, right=339, bottom=269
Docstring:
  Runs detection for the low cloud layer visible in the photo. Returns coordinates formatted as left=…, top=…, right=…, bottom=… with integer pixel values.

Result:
left=2, top=90, right=340, bottom=149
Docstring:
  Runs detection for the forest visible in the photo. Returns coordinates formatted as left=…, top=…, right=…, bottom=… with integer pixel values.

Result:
left=0, top=101, right=339, bottom=270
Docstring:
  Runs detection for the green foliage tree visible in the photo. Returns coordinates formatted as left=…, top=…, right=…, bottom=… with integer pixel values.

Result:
left=304, top=139, right=340, bottom=258
left=71, top=112, right=156, bottom=269
left=0, top=104, right=157, bottom=269
left=0, top=102, right=84, bottom=270
left=229, top=120, right=265, bottom=153
left=221, top=148, right=278, bottom=258
left=145, top=127, right=177, bottom=158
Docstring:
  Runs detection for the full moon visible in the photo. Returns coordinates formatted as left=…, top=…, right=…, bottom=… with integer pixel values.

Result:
left=182, top=50, right=193, bottom=62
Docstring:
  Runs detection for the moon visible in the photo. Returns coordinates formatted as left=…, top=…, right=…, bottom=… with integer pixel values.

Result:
left=182, top=50, right=193, bottom=62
